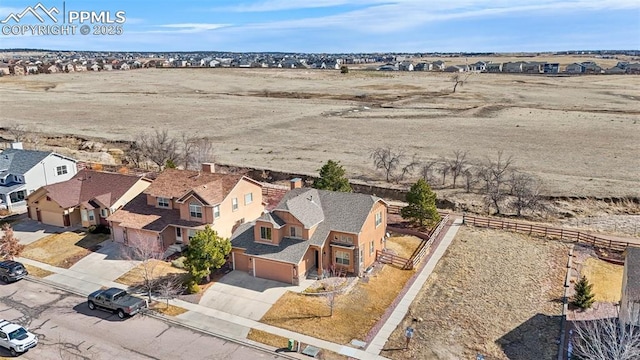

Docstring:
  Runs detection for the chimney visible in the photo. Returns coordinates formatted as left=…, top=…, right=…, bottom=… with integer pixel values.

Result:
left=201, top=163, right=215, bottom=173
left=290, top=178, right=302, bottom=190
left=10, top=142, right=23, bottom=150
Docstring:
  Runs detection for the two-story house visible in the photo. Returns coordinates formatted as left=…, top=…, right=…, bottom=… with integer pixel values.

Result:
left=0, top=144, right=78, bottom=211
left=107, top=164, right=264, bottom=251
left=26, top=170, right=151, bottom=228
left=230, top=181, right=388, bottom=285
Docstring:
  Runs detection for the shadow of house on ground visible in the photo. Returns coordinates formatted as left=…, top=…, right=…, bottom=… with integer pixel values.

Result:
left=496, top=313, right=562, bottom=360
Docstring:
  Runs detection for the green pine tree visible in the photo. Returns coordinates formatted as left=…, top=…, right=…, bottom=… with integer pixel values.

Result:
left=572, top=276, right=595, bottom=309
left=184, top=225, right=231, bottom=284
left=401, top=179, right=441, bottom=227
left=313, top=160, right=352, bottom=192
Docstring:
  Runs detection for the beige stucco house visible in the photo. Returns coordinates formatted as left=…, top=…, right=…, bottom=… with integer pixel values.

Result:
left=620, top=247, right=640, bottom=325
left=230, top=181, right=388, bottom=285
left=107, top=164, right=264, bottom=251
left=26, top=170, right=151, bottom=228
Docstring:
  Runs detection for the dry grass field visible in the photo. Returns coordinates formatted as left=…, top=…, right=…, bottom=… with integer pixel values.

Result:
left=383, top=226, right=567, bottom=360
left=0, top=66, right=638, bottom=198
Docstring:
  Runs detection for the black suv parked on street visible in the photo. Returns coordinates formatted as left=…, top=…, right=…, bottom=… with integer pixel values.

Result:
left=0, top=261, right=28, bottom=283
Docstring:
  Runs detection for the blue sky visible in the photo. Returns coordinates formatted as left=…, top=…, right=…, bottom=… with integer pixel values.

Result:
left=0, top=0, right=638, bottom=52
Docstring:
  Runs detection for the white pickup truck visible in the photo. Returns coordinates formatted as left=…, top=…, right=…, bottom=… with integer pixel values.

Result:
left=0, top=319, right=38, bottom=356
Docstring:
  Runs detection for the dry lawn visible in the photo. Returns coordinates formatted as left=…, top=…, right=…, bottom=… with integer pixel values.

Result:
left=0, top=68, right=638, bottom=197
left=385, top=236, right=422, bottom=259
left=23, top=263, right=54, bottom=278
left=247, top=329, right=347, bottom=360
left=21, top=232, right=109, bottom=268
left=580, top=257, right=623, bottom=302
left=115, top=259, right=188, bottom=287
left=383, top=226, right=567, bottom=360
left=260, top=265, right=414, bottom=344
left=149, top=301, right=188, bottom=316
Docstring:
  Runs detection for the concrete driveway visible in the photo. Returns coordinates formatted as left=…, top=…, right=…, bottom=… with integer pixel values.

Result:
left=12, top=218, right=68, bottom=245
left=68, top=240, right=140, bottom=282
left=199, top=270, right=314, bottom=320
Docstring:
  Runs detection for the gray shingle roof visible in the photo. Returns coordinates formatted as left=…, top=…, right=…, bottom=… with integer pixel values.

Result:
left=0, top=149, right=52, bottom=176
left=625, top=247, right=640, bottom=301
left=231, top=222, right=310, bottom=264
left=274, top=188, right=381, bottom=233
left=258, top=212, right=286, bottom=228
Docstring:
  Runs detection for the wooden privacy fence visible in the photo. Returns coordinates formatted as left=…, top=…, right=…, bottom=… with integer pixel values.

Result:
left=380, top=213, right=451, bottom=270
left=462, top=214, right=635, bottom=252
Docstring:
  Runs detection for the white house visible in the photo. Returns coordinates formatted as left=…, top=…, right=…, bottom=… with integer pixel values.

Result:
left=0, top=144, right=78, bottom=211
left=620, top=247, right=640, bottom=325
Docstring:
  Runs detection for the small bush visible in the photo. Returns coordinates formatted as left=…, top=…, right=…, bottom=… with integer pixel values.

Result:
left=340, top=65, right=349, bottom=74
left=87, top=225, right=96, bottom=233
left=187, top=280, right=201, bottom=294
left=171, top=256, right=187, bottom=269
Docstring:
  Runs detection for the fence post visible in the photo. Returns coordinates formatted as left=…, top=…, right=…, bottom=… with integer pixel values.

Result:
left=560, top=229, right=564, bottom=240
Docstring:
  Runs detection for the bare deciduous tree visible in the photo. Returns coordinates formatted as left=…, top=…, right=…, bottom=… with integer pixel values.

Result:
left=451, top=72, right=472, bottom=93
left=122, top=229, right=164, bottom=302
left=571, top=316, right=640, bottom=360
left=396, top=154, right=419, bottom=183
left=157, top=275, right=184, bottom=309
left=438, top=160, right=450, bottom=186
left=420, top=159, right=438, bottom=185
left=508, top=171, right=544, bottom=216
left=462, top=166, right=478, bottom=193
left=124, top=141, right=145, bottom=169
left=135, top=129, right=180, bottom=170
left=190, top=137, right=216, bottom=170
left=371, top=147, right=404, bottom=182
left=448, top=150, right=468, bottom=188
left=6, top=123, right=28, bottom=142
left=480, top=151, right=514, bottom=214
left=0, top=223, right=24, bottom=260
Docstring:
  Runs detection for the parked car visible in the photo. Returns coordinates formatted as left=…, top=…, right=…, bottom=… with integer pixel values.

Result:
left=0, top=261, right=28, bottom=283
left=87, top=287, right=148, bottom=319
left=0, top=319, right=38, bottom=356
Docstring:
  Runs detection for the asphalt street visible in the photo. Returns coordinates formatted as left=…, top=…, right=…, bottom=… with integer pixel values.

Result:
left=0, top=279, right=286, bottom=360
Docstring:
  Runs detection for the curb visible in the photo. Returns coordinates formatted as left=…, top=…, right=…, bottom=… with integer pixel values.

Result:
left=24, top=276, right=302, bottom=360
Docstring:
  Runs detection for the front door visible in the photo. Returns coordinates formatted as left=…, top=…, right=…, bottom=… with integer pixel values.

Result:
left=314, top=249, right=319, bottom=270
left=175, top=227, right=182, bottom=243
left=36, top=209, right=42, bottom=222
left=63, top=214, right=71, bottom=227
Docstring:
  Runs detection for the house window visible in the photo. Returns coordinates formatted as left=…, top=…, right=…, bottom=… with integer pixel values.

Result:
left=335, top=251, right=350, bottom=266
left=189, top=203, right=202, bottom=218
left=260, top=227, right=272, bottom=241
left=290, top=226, right=302, bottom=238
left=213, top=205, right=221, bottom=219
left=100, top=208, right=108, bottom=218
left=56, top=165, right=68, bottom=175
left=88, top=210, right=95, bottom=221
left=375, top=212, right=383, bottom=227
left=370, top=240, right=375, bottom=255
left=244, top=193, right=253, bottom=205
left=232, top=197, right=239, bottom=211
left=157, top=197, right=170, bottom=208
left=176, top=227, right=182, bottom=238
left=188, top=229, right=196, bottom=240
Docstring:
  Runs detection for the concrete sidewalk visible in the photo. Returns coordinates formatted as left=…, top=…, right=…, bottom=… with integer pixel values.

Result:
left=15, top=219, right=464, bottom=360
left=366, top=217, right=463, bottom=355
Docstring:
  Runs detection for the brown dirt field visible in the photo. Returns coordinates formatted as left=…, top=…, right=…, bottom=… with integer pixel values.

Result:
left=21, top=232, right=109, bottom=269
left=0, top=67, right=638, bottom=198
left=383, top=226, right=567, bottom=360
left=259, top=265, right=414, bottom=344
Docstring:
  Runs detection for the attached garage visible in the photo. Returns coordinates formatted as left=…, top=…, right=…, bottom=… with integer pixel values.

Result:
left=253, top=258, right=294, bottom=284
left=40, top=211, right=65, bottom=227
left=232, top=251, right=250, bottom=272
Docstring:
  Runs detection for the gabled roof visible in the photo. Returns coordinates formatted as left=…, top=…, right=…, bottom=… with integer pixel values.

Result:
left=232, top=222, right=310, bottom=264
left=257, top=212, right=286, bottom=229
left=145, top=169, right=251, bottom=205
left=38, top=170, right=148, bottom=209
left=274, top=188, right=383, bottom=234
left=0, top=148, right=55, bottom=176
left=625, top=247, right=640, bottom=302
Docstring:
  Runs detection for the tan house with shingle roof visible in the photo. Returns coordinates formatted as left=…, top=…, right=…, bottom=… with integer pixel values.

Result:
left=108, top=164, right=264, bottom=251
left=26, top=170, right=151, bottom=228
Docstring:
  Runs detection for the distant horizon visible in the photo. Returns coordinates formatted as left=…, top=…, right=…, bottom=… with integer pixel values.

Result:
left=1, top=0, right=639, bottom=52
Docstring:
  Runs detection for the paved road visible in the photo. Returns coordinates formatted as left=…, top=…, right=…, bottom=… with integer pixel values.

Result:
left=0, top=279, right=285, bottom=360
